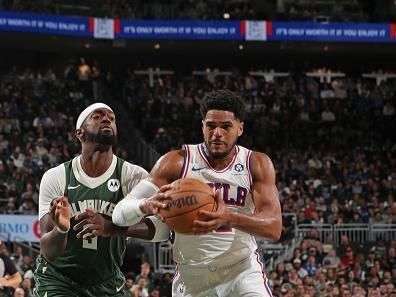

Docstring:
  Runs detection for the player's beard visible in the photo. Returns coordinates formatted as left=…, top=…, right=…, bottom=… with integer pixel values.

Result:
left=85, top=130, right=117, bottom=146
left=207, top=138, right=238, bottom=160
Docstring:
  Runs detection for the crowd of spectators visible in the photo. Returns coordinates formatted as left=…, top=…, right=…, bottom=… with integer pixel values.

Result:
left=277, top=0, right=368, bottom=22
left=5, top=0, right=396, bottom=22
left=0, top=59, right=395, bottom=296
left=270, top=233, right=396, bottom=296
left=2, top=238, right=394, bottom=296
left=1, top=0, right=260, bottom=20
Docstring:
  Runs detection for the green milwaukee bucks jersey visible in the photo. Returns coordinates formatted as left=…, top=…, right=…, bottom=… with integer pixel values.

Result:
left=42, top=156, right=127, bottom=285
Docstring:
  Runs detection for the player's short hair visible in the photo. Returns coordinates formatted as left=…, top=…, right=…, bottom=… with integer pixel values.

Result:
left=200, top=89, right=246, bottom=121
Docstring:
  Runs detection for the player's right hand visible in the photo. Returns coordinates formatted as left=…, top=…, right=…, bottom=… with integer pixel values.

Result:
left=74, top=208, right=112, bottom=240
left=139, top=184, right=172, bottom=215
left=50, top=196, right=71, bottom=232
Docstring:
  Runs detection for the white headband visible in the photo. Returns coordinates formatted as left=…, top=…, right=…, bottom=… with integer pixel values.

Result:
left=76, top=102, right=113, bottom=129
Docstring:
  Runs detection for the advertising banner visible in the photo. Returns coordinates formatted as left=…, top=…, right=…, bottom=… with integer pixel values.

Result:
left=0, top=215, right=40, bottom=242
left=0, top=12, right=89, bottom=37
left=269, top=21, right=392, bottom=42
left=119, top=20, right=243, bottom=40
left=0, top=12, right=395, bottom=43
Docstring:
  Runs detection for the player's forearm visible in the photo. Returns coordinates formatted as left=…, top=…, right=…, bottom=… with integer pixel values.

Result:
left=105, top=219, right=154, bottom=240
left=40, top=227, right=68, bottom=261
left=126, top=220, right=155, bottom=240
left=230, top=212, right=281, bottom=241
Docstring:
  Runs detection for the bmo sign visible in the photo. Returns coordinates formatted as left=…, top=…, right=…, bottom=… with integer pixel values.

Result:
left=0, top=215, right=40, bottom=242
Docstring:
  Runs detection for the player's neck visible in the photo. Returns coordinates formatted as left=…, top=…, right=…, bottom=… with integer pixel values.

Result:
left=80, top=146, right=113, bottom=177
left=205, top=145, right=236, bottom=171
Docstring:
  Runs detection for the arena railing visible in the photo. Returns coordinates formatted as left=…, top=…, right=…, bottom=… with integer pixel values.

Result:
left=296, top=224, right=334, bottom=243
left=12, top=235, right=40, bottom=259
left=127, top=128, right=161, bottom=170
left=369, top=224, right=396, bottom=242
left=295, top=223, right=396, bottom=246
left=333, top=223, right=370, bottom=246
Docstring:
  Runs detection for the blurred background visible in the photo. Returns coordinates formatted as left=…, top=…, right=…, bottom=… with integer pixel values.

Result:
left=0, top=0, right=395, bottom=296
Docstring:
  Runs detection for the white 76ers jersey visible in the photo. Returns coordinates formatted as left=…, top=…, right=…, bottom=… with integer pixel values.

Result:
left=173, top=143, right=258, bottom=267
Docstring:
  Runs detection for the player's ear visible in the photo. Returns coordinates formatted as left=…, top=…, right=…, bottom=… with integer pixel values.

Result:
left=75, top=128, right=84, bottom=140
left=238, top=121, right=244, bottom=137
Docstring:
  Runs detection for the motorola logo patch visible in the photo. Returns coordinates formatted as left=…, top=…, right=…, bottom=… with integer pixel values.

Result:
left=107, top=179, right=120, bottom=192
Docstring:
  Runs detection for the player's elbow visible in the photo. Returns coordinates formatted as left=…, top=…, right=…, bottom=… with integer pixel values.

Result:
left=273, top=226, right=282, bottom=242
left=268, top=219, right=282, bottom=242
left=112, top=201, right=126, bottom=226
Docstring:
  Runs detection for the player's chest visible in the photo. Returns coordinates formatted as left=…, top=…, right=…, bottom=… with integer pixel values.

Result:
left=66, top=180, right=123, bottom=217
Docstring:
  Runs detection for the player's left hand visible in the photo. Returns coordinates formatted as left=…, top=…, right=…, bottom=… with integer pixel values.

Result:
left=191, top=188, right=231, bottom=235
left=74, top=208, right=112, bottom=240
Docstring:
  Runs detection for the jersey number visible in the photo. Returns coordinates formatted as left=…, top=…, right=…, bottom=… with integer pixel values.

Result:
left=83, top=237, right=98, bottom=250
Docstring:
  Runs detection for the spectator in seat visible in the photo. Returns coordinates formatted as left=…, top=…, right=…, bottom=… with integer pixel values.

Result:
left=13, top=287, right=25, bottom=297
left=303, top=254, right=321, bottom=277
left=0, top=239, right=22, bottom=296
left=322, top=248, right=341, bottom=268
left=131, top=277, right=149, bottom=297
left=293, top=258, right=308, bottom=279
left=157, top=272, right=172, bottom=297
left=342, top=246, right=357, bottom=268
left=366, top=249, right=377, bottom=269
left=135, top=262, right=154, bottom=293
left=21, top=278, right=32, bottom=297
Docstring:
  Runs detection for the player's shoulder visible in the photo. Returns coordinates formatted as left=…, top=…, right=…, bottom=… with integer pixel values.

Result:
left=250, top=150, right=272, bottom=161
left=150, top=148, right=184, bottom=180
left=159, top=148, right=184, bottom=164
left=40, top=162, right=67, bottom=193
left=248, top=150, right=275, bottom=173
left=41, top=163, right=65, bottom=181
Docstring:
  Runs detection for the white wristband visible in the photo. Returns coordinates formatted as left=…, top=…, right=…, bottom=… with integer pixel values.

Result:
left=57, top=225, right=70, bottom=234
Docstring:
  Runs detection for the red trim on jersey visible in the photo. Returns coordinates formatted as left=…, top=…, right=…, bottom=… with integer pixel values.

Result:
left=179, top=145, right=187, bottom=178
left=182, top=145, right=191, bottom=178
left=198, top=143, right=239, bottom=173
left=172, top=264, right=179, bottom=281
left=246, top=150, right=253, bottom=188
left=255, top=252, right=274, bottom=297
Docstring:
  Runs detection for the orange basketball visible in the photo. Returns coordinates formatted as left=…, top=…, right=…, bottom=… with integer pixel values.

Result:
left=158, top=178, right=217, bottom=234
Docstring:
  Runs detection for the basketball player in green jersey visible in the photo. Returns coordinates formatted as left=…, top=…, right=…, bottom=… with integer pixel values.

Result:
left=34, top=103, right=159, bottom=297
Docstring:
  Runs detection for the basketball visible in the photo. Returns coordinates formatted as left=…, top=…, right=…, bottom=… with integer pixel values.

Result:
left=158, top=178, right=217, bottom=234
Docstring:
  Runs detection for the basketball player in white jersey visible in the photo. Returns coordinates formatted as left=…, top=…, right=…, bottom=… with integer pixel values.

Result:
left=111, top=89, right=282, bottom=297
